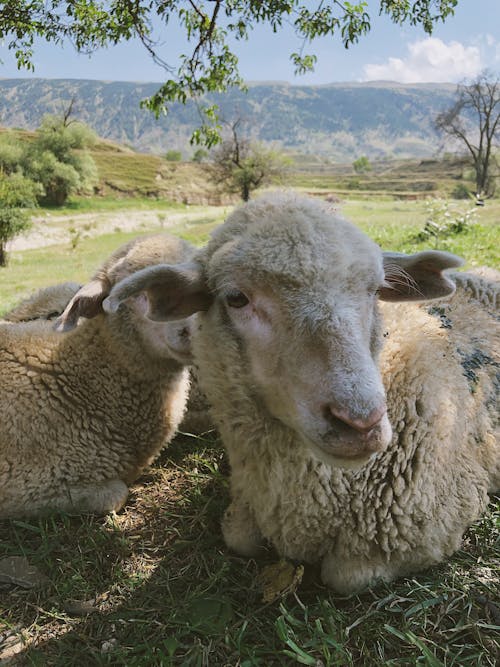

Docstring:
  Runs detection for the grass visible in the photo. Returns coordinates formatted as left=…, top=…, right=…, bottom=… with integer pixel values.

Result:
left=37, top=196, right=189, bottom=215
left=0, top=187, right=499, bottom=665
left=0, top=208, right=227, bottom=313
left=0, top=435, right=498, bottom=665
left=343, top=199, right=500, bottom=268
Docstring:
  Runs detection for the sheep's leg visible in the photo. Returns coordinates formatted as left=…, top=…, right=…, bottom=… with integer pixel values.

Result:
left=3, top=479, right=129, bottom=519
left=59, top=479, right=129, bottom=514
left=222, top=500, right=265, bottom=557
left=320, top=551, right=402, bottom=595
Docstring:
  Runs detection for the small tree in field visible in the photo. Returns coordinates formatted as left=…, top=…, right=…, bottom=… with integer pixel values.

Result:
left=23, top=114, right=98, bottom=205
left=0, top=173, right=40, bottom=266
left=212, top=120, right=292, bottom=201
left=192, top=148, right=208, bottom=163
left=435, top=72, right=500, bottom=198
left=353, top=155, right=372, bottom=174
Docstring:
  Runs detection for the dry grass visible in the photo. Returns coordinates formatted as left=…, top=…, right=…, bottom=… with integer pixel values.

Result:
left=1, top=431, right=498, bottom=666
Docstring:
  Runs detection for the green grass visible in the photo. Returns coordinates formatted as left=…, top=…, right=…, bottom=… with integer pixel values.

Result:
left=0, top=191, right=499, bottom=665
left=343, top=199, right=500, bottom=268
left=38, top=195, right=189, bottom=215
left=0, top=207, right=228, bottom=313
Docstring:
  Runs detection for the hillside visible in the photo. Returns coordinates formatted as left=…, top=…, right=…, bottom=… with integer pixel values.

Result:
left=0, top=122, right=473, bottom=205
left=0, top=78, right=457, bottom=160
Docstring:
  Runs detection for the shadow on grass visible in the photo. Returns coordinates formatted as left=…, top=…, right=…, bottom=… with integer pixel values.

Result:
left=1, top=434, right=499, bottom=666
left=0, top=433, right=288, bottom=665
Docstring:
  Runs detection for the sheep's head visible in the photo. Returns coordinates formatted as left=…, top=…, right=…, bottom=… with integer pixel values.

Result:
left=54, top=234, right=204, bottom=365
left=104, top=193, right=463, bottom=467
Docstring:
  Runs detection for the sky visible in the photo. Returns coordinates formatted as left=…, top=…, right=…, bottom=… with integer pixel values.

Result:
left=0, top=1, right=499, bottom=85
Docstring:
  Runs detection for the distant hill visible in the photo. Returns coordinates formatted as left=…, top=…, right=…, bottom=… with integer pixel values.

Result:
left=0, top=78, right=457, bottom=160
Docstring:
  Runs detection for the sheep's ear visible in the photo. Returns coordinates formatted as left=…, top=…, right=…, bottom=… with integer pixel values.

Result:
left=380, top=250, right=464, bottom=302
left=54, top=280, right=109, bottom=332
left=103, top=261, right=212, bottom=321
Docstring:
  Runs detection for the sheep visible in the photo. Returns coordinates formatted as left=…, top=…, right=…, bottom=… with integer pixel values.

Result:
left=451, top=266, right=499, bottom=310
left=3, top=281, right=215, bottom=437
left=3, top=282, right=81, bottom=322
left=0, top=233, right=200, bottom=519
left=104, top=192, right=499, bottom=594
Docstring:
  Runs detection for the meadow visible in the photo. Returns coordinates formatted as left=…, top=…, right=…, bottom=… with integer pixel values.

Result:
left=0, top=178, right=499, bottom=665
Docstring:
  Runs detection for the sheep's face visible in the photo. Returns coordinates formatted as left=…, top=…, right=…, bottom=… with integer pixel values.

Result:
left=55, top=234, right=198, bottom=365
left=104, top=193, right=462, bottom=468
left=205, top=205, right=392, bottom=467
left=219, top=286, right=391, bottom=467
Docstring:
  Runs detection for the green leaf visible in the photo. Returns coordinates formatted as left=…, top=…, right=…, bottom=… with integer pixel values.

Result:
left=184, top=596, right=233, bottom=635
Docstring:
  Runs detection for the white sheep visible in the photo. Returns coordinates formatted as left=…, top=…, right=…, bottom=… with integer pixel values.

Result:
left=104, top=192, right=499, bottom=593
left=0, top=233, right=200, bottom=519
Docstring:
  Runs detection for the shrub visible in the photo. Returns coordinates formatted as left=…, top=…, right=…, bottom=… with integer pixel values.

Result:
left=165, top=150, right=182, bottom=162
left=22, top=115, right=98, bottom=205
left=353, top=155, right=372, bottom=173
left=415, top=200, right=478, bottom=246
left=192, top=148, right=208, bottom=163
left=451, top=183, right=471, bottom=200
left=0, top=173, right=40, bottom=266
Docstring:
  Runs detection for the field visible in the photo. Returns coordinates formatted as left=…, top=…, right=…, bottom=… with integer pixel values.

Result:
left=0, top=157, right=499, bottom=665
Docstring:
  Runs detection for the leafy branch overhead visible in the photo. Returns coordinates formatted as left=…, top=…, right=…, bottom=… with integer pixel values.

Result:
left=0, top=1, right=458, bottom=145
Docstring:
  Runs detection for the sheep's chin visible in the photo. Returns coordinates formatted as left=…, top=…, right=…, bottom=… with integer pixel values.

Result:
left=308, top=442, right=376, bottom=470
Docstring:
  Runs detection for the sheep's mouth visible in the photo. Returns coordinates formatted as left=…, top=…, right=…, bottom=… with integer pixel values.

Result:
left=301, top=418, right=392, bottom=468
left=308, top=440, right=375, bottom=469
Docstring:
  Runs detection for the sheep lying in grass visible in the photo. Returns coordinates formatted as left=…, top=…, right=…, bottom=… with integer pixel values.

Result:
left=0, top=234, right=199, bottom=519
left=3, top=282, right=82, bottom=323
left=3, top=281, right=215, bottom=437
left=105, top=192, right=499, bottom=593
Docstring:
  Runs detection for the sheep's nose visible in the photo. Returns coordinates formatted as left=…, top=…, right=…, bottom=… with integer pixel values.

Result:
left=327, top=404, right=386, bottom=434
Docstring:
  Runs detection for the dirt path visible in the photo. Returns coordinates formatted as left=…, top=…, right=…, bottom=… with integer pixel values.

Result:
left=7, top=206, right=224, bottom=251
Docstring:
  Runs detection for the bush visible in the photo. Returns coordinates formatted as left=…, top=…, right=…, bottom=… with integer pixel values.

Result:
left=414, top=200, right=478, bottom=246
left=451, top=183, right=471, bottom=200
left=0, top=173, right=39, bottom=266
left=192, top=148, right=208, bottom=163
left=353, top=155, right=372, bottom=174
left=0, top=132, right=24, bottom=175
left=22, top=115, right=98, bottom=205
left=165, top=150, right=182, bottom=162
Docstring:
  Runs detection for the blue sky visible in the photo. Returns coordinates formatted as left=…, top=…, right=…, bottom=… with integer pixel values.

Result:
left=0, top=1, right=499, bottom=84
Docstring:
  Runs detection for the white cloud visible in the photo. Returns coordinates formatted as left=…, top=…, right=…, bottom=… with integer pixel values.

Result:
left=363, top=38, right=482, bottom=83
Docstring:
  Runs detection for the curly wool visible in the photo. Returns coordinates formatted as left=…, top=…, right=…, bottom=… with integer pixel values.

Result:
left=0, top=234, right=195, bottom=519
left=188, top=194, right=499, bottom=594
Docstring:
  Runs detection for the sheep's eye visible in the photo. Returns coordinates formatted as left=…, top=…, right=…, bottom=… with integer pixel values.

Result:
left=226, top=291, right=249, bottom=309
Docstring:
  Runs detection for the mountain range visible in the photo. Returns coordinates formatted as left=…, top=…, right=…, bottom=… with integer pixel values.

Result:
left=0, top=78, right=457, bottom=161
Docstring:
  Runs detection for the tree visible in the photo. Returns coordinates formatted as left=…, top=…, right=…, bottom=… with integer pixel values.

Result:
left=23, top=115, right=98, bottom=205
left=192, top=148, right=209, bottom=163
left=435, top=72, right=500, bottom=198
left=0, top=131, right=25, bottom=175
left=0, top=1, right=458, bottom=145
left=353, top=155, right=372, bottom=173
left=212, top=119, right=291, bottom=200
left=0, top=173, right=40, bottom=266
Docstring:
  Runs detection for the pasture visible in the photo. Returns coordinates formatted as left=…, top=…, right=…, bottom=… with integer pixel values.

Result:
left=0, top=193, right=498, bottom=665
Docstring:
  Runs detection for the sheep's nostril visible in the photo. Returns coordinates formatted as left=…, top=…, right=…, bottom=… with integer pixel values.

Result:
left=326, top=404, right=386, bottom=435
